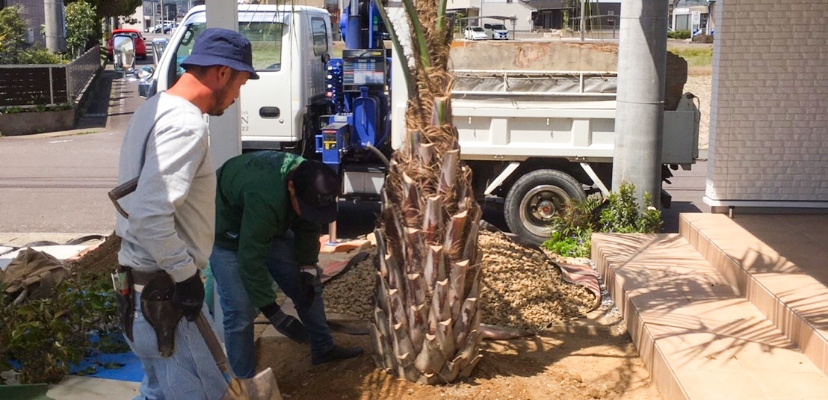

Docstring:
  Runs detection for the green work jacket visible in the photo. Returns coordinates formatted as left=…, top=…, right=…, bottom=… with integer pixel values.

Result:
left=214, top=151, right=321, bottom=308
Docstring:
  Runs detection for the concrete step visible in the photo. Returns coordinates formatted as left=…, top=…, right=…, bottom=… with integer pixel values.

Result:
left=680, top=213, right=828, bottom=377
left=592, top=230, right=828, bottom=400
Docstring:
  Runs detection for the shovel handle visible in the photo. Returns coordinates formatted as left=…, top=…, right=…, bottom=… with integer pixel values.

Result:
left=195, top=312, right=234, bottom=377
left=108, top=177, right=139, bottom=218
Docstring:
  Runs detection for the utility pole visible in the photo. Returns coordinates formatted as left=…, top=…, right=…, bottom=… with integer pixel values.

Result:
left=204, top=0, right=242, bottom=168
left=612, top=0, right=668, bottom=209
left=44, top=0, right=65, bottom=53
left=579, top=0, right=585, bottom=41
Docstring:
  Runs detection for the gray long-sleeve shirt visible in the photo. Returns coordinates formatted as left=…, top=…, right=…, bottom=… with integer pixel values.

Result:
left=116, top=92, right=215, bottom=283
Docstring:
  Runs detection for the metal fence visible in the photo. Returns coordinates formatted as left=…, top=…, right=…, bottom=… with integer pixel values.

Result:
left=0, top=46, right=102, bottom=108
left=66, top=46, right=103, bottom=102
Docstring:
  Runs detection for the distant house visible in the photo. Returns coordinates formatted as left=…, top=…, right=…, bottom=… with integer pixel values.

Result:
left=671, top=0, right=713, bottom=34
left=519, top=0, right=620, bottom=32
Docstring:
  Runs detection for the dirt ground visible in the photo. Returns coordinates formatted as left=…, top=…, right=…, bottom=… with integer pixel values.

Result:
left=256, top=323, right=661, bottom=400
left=256, top=249, right=662, bottom=400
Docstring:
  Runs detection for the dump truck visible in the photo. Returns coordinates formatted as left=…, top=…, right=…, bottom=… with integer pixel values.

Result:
left=140, top=3, right=700, bottom=245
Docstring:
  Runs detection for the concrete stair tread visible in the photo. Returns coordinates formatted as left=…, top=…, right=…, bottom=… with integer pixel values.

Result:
left=681, top=214, right=828, bottom=374
left=593, top=232, right=828, bottom=400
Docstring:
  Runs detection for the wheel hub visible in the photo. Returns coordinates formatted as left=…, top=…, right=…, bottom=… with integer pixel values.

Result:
left=534, top=199, right=557, bottom=220
left=519, top=185, right=571, bottom=237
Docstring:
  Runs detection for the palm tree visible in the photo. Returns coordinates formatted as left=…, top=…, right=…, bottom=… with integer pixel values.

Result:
left=369, top=0, right=484, bottom=384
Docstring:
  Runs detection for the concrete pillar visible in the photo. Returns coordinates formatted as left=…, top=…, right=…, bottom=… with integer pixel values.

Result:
left=44, top=0, right=65, bottom=53
left=611, top=0, right=668, bottom=209
left=204, top=0, right=242, bottom=169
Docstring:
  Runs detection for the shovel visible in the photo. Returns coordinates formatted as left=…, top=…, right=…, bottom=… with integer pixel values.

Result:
left=194, top=312, right=282, bottom=400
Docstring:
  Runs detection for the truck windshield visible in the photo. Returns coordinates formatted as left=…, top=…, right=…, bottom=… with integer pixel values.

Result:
left=173, top=12, right=287, bottom=78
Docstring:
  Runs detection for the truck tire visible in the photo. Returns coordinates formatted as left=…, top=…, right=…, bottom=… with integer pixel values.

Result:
left=503, top=169, right=586, bottom=246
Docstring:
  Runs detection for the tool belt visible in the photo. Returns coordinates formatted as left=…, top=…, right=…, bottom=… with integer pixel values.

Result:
left=113, top=266, right=183, bottom=357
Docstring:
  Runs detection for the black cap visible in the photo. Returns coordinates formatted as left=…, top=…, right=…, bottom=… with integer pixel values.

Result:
left=291, top=161, right=340, bottom=225
left=180, top=28, right=260, bottom=79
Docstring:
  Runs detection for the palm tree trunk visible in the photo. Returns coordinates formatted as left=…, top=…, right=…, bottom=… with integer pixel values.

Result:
left=370, top=0, right=484, bottom=384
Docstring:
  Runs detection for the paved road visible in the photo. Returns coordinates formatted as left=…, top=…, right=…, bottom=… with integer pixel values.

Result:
left=0, top=56, right=709, bottom=245
left=0, top=64, right=147, bottom=241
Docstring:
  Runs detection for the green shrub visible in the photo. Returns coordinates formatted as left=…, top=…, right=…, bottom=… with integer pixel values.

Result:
left=599, top=183, right=662, bottom=234
left=668, top=30, right=691, bottom=39
left=65, top=0, right=98, bottom=58
left=0, top=271, right=127, bottom=384
left=0, top=103, right=73, bottom=115
left=15, top=47, right=65, bottom=64
left=0, top=6, right=27, bottom=64
left=542, top=182, right=662, bottom=257
left=543, top=194, right=602, bottom=258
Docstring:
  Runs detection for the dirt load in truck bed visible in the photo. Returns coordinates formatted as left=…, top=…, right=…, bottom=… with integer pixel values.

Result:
left=449, top=40, right=687, bottom=111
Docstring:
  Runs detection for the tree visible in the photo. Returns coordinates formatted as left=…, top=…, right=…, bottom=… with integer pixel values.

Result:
left=369, top=0, right=484, bottom=384
left=65, top=0, right=141, bottom=22
left=65, top=1, right=97, bottom=58
left=0, top=6, right=26, bottom=64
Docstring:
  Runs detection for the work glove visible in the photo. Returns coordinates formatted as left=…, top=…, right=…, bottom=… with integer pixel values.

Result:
left=261, top=303, right=309, bottom=344
left=173, top=272, right=204, bottom=322
left=299, top=266, right=318, bottom=302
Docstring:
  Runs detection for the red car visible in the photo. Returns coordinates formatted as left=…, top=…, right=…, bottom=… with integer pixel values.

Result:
left=107, top=29, right=147, bottom=60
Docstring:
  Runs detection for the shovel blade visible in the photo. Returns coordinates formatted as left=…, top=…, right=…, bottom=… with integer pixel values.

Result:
left=220, top=368, right=281, bottom=400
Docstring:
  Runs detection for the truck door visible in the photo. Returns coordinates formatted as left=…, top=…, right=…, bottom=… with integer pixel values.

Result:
left=158, top=9, right=295, bottom=148
left=237, top=10, right=295, bottom=147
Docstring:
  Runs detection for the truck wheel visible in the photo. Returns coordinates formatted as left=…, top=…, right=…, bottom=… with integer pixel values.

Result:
left=504, top=169, right=586, bottom=246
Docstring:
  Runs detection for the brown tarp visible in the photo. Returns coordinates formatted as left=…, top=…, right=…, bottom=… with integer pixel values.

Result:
left=0, top=248, right=69, bottom=305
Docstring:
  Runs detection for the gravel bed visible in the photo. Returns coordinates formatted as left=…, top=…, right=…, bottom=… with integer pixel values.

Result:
left=323, top=230, right=598, bottom=334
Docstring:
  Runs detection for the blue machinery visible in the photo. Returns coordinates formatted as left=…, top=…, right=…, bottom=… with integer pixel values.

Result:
left=315, top=0, right=391, bottom=172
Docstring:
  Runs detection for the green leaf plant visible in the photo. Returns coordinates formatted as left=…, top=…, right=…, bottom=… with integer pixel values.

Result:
left=543, top=182, right=663, bottom=257
left=0, top=269, right=127, bottom=384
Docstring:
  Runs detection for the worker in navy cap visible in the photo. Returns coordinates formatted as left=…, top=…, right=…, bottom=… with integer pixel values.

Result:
left=114, top=27, right=258, bottom=399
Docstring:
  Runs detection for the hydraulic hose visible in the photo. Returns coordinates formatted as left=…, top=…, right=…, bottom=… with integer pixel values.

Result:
left=365, top=144, right=390, bottom=168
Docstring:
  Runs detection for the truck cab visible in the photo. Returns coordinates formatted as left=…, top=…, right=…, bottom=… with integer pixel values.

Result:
left=140, top=4, right=333, bottom=152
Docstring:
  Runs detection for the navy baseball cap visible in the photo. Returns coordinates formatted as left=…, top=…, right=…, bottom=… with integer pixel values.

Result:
left=181, top=28, right=259, bottom=79
left=291, top=161, right=340, bottom=226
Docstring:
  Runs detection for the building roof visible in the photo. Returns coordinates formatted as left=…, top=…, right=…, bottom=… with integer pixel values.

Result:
left=521, top=0, right=569, bottom=11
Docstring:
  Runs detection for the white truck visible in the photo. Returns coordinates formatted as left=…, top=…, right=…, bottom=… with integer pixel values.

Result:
left=140, top=4, right=700, bottom=245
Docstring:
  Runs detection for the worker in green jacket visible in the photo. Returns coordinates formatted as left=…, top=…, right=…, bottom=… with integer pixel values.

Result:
left=209, top=151, right=363, bottom=378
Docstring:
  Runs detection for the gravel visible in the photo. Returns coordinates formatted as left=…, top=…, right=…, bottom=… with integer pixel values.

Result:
left=323, top=230, right=597, bottom=334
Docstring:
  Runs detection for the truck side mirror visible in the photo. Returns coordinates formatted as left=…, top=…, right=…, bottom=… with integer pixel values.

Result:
left=152, top=37, right=169, bottom=65
left=137, top=66, right=157, bottom=98
left=112, top=34, right=136, bottom=73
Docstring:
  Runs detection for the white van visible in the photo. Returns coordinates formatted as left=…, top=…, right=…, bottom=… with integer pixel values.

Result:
left=141, top=4, right=333, bottom=150
left=483, top=23, right=509, bottom=40
left=464, top=26, right=487, bottom=41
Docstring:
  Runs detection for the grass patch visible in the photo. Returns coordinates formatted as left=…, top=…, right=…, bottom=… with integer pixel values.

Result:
left=668, top=46, right=713, bottom=68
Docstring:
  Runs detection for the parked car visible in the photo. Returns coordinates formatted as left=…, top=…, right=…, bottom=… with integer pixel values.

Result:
left=464, top=26, right=487, bottom=41
left=149, top=23, right=176, bottom=34
left=484, top=23, right=509, bottom=40
left=108, top=29, right=147, bottom=60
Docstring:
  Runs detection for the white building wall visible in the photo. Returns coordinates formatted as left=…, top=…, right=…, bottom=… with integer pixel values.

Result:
left=705, top=0, right=828, bottom=209
left=446, top=0, right=478, bottom=10
left=481, top=2, right=534, bottom=32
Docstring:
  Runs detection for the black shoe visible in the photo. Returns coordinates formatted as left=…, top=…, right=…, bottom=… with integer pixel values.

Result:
left=312, top=345, right=364, bottom=365
left=274, top=315, right=309, bottom=344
